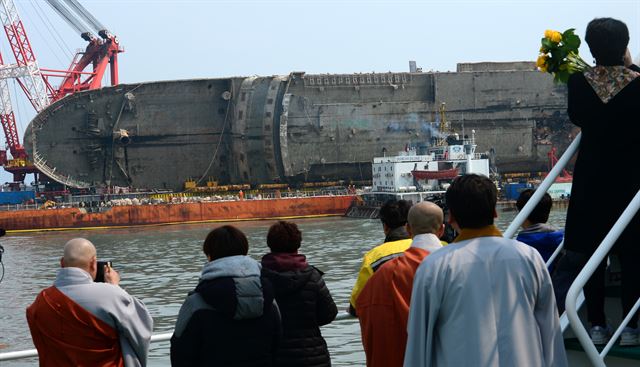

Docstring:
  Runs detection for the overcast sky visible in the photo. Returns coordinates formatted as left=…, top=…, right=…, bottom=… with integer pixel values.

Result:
left=2, top=0, right=639, bottom=184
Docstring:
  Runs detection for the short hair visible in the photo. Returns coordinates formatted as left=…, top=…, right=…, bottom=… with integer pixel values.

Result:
left=407, top=201, right=444, bottom=235
left=445, top=174, right=496, bottom=229
left=586, top=18, right=629, bottom=66
left=203, top=225, right=249, bottom=261
left=379, top=199, right=412, bottom=229
left=267, top=221, right=302, bottom=253
left=63, top=238, right=96, bottom=268
left=516, top=189, right=552, bottom=224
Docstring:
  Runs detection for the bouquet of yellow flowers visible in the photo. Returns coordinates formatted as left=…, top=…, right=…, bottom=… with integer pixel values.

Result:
left=537, top=29, right=590, bottom=83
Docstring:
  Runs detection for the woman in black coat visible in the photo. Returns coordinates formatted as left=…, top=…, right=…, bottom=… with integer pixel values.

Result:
left=561, top=17, right=640, bottom=345
left=261, top=221, right=338, bottom=367
left=171, top=226, right=282, bottom=366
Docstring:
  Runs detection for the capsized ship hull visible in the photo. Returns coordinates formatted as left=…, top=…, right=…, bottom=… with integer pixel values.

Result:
left=0, top=195, right=355, bottom=232
left=25, top=62, right=570, bottom=191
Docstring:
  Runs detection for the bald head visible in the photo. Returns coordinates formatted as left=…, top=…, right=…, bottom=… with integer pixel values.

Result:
left=407, top=201, right=444, bottom=236
left=62, top=238, right=97, bottom=269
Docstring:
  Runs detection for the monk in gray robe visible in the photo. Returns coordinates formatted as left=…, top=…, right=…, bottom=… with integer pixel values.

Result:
left=27, top=238, right=153, bottom=367
left=404, top=174, right=567, bottom=367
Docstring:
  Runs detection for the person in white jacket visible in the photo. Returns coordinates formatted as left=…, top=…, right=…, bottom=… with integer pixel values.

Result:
left=404, top=174, right=567, bottom=367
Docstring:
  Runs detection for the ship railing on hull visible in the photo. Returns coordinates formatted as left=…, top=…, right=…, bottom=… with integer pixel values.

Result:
left=30, top=150, right=91, bottom=189
left=0, top=189, right=353, bottom=212
left=0, top=204, right=40, bottom=211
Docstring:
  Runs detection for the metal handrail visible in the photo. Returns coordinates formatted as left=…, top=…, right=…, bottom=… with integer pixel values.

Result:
left=503, top=133, right=582, bottom=239
left=565, top=189, right=640, bottom=367
left=501, top=133, right=583, bottom=334
left=0, top=311, right=355, bottom=361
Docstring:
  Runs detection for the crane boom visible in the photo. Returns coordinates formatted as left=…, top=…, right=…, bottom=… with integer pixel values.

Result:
left=0, top=0, right=123, bottom=184
left=44, top=0, right=122, bottom=99
left=46, top=0, right=95, bottom=41
left=65, top=0, right=107, bottom=35
left=0, top=0, right=51, bottom=112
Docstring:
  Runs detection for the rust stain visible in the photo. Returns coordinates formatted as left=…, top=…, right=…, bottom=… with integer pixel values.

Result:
left=0, top=196, right=356, bottom=232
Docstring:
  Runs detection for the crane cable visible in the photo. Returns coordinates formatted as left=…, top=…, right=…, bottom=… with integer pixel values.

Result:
left=11, top=80, right=23, bottom=135
left=194, top=82, right=234, bottom=187
left=30, top=0, right=74, bottom=59
left=64, top=0, right=106, bottom=34
left=45, top=0, right=92, bottom=37
left=21, top=1, right=67, bottom=66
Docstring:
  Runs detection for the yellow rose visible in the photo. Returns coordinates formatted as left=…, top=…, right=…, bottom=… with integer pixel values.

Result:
left=544, top=29, right=562, bottom=43
left=550, top=31, right=562, bottom=43
left=536, top=55, right=548, bottom=68
left=539, top=64, right=548, bottom=73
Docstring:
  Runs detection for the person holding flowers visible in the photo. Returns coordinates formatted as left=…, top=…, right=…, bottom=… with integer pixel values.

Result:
left=542, top=18, right=640, bottom=347
left=537, top=29, right=591, bottom=83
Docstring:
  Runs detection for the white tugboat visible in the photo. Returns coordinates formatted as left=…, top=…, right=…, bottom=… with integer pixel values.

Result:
left=347, top=127, right=491, bottom=218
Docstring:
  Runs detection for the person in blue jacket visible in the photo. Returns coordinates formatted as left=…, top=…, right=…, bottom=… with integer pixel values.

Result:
left=515, top=189, right=564, bottom=264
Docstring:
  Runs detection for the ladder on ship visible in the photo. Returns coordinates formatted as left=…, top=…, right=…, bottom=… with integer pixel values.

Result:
left=1, top=132, right=639, bottom=366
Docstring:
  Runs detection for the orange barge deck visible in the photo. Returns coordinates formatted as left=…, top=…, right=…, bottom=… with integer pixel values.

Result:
left=0, top=195, right=356, bottom=233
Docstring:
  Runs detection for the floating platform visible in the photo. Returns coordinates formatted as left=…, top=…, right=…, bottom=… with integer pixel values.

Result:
left=0, top=195, right=355, bottom=232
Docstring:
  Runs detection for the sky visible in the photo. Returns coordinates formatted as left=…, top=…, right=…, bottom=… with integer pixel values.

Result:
left=1, top=0, right=639, bottom=184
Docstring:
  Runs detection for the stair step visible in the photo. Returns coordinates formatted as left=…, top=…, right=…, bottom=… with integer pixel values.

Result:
left=564, top=338, right=640, bottom=360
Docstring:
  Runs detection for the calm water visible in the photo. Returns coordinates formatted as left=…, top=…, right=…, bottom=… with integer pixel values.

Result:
left=0, top=207, right=567, bottom=366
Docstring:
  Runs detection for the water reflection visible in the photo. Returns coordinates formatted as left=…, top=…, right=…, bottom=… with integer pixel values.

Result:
left=0, top=207, right=567, bottom=366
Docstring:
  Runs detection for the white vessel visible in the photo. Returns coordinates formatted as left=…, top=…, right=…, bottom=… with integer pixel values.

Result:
left=347, top=129, right=491, bottom=218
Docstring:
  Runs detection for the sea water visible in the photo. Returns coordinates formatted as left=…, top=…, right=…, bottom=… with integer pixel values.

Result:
left=0, top=207, right=567, bottom=366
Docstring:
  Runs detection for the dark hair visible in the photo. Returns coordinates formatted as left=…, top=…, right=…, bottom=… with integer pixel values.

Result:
left=585, top=18, right=629, bottom=66
left=516, top=189, right=552, bottom=224
left=203, top=225, right=249, bottom=261
left=379, top=199, right=411, bottom=229
left=267, top=221, right=302, bottom=253
left=445, top=174, right=496, bottom=229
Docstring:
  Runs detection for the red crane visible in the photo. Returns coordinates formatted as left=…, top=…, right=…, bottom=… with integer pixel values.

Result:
left=0, top=0, right=122, bottom=184
left=547, top=146, right=573, bottom=183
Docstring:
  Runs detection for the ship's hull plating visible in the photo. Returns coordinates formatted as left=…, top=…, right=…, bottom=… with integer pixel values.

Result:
left=0, top=196, right=355, bottom=232
left=25, top=65, right=570, bottom=191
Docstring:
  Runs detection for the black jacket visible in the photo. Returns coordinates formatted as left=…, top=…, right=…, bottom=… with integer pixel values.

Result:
left=261, top=253, right=337, bottom=367
left=171, top=255, right=281, bottom=367
left=565, top=64, right=640, bottom=255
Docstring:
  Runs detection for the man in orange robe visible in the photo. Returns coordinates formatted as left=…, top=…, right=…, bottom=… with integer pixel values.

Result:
left=356, top=201, right=444, bottom=367
left=27, top=238, right=153, bottom=366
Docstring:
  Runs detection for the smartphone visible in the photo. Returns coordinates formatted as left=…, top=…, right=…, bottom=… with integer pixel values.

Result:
left=95, top=260, right=113, bottom=282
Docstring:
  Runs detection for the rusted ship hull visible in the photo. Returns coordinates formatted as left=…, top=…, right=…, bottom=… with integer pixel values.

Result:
left=25, top=62, right=571, bottom=191
left=0, top=195, right=355, bottom=232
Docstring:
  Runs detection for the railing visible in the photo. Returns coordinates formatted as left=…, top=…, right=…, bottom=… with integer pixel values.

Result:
left=502, top=133, right=581, bottom=239
left=0, top=312, right=355, bottom=361
left=505, top=131, right=638, bottom=366
left=565, top=190, right=640, bottom=367
left=503, top=133, right=583, bottom=333
left=0, top=189, right=353, bottom=212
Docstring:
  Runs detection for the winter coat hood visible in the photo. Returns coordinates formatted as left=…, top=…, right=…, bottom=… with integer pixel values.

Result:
left=261, top=253, right=316, bottom=297
left=195, top=255, right=271, bottom=320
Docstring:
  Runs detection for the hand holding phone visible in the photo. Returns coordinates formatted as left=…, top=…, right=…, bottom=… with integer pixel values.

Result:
left=103, top=263, right=120, bottom=286
left=95, top=261, right=119, bottom=285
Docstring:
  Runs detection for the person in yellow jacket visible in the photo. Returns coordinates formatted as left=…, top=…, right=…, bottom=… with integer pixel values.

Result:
left=349, top=200, right=412, bottom=316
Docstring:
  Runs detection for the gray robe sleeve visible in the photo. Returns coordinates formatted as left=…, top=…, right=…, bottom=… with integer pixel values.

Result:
left=104, top=289, right=154, bottom=367
left=532, top=254, right=569, bottom=367
left=403, top=259, right=439, bottom=367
